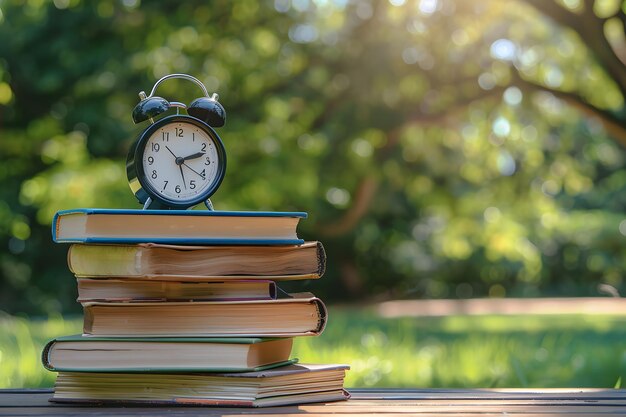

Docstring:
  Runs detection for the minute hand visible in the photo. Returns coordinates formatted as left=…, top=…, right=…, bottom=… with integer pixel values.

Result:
left=182, top=151, right=205, bottom=161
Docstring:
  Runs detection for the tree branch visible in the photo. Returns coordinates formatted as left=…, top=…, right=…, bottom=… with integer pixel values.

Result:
left=317, top=175, right=379, bottom=238
left=524, top=0, right=584, bottom=32
left=511, top=72, right=626, bottom=147
left=523, top=0, right=626, bottom=101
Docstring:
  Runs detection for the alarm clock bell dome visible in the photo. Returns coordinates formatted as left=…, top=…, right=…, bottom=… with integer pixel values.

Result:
left=132, top=96, right=170, bottom=124
left=188, top=97, right=226, bottom=128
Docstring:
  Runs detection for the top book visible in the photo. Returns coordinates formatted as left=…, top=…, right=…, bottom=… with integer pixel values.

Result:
left=52, top=209, right=307, bottom=245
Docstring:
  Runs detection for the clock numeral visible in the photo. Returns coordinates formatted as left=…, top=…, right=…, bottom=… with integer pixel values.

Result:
left=200, top=169, right=206, bottom=179
left=201, top=143, right=206, bottom=152
left=190, top=180, right=196, bottom=189
left=175, top=128, right=183, bottom=137
left=175, top=185, right=181, bottom=193
left=152, top=143, right=160, bottom=152
left=162, top=132, right=169, bottom=142
left=192, top=133, right=195, bottom=142
left=151, top=170, right=157, bottom=179
left=205, top=157, right=210, bottom=165
left=147, top=156, right=154, bottom=165
left=162, top=181, right=168, bottom=191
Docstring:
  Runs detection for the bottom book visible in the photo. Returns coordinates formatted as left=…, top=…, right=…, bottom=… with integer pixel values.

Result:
left=50, top=363, right=350, bottom=407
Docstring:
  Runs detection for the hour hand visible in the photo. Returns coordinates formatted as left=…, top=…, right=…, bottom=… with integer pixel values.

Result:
left=182, top=151, right=205, bottom=161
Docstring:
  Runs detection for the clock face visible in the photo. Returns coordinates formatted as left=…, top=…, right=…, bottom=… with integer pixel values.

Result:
left=140, top=120, right=222, bottom=204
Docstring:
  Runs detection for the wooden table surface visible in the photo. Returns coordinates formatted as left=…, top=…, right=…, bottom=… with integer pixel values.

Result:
left=3, top=388, right=626, bottom=416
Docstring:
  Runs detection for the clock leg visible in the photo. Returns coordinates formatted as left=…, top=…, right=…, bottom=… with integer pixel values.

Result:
left=204, top=199, right=214, bottom=211
left=142, top=197, right=153, bottom=210
left=142, top=197, right=174, bottom=210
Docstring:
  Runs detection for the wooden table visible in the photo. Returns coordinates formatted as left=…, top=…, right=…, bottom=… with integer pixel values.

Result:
left=2, top=388, right=626, bottom=416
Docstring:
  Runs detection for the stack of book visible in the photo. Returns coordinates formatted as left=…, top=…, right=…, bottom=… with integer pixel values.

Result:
left=43, top=208, right=349, bottom=407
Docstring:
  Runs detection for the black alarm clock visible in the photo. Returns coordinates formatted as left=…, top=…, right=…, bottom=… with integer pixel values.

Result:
left=126, top=74, right=226, bottom=210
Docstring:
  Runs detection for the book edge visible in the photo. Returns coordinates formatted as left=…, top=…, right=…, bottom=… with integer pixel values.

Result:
left=54, top=208, right=308, bottom=218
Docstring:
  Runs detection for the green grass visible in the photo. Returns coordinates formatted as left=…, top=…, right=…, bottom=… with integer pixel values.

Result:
left=2, top=306, right=626, bottom=388
left=0, top=312, right=82, bottom=388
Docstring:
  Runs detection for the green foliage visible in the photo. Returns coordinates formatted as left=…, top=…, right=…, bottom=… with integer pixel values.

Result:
left=3, top=311, right=626, bottom=388
left=1, top=1, right=626, bottom=313
left=295, top=308, right=626, bottom=387
left=0, top=314, right=80, bottom=388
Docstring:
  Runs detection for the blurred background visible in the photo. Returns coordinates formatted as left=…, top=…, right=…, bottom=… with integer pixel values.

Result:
left=2, top=0, right=626, bottom=388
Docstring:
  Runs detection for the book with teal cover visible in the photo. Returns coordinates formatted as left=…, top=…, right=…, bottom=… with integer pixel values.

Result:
left=42, top=335, right=296, bottom=373
left=52, top=208, right=307, bottom=245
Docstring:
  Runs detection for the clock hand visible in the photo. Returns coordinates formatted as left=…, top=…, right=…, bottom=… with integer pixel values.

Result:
left=182, top=151, right=206, bottom=161
left=179, top=165, right=187, bottom=189
left=182, top=162, right=206, bottom=179
left=166, top=146, right=187, bottom=189
left=165, top=145, right=178, bottom=159
left=166, top=146, right=191, bottom=179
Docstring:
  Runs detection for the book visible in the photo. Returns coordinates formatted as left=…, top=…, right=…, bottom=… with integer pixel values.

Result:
left=42, top=335, right=294, bottom=372
left=52, top=209, right=307, bottom=245
left=49, top=364, right=350, bottom=407
left=67, top=241, right=325, bottom=280
left=82, top=294, right=327, bottom=337
left=76, top=279, right=277, bottom=302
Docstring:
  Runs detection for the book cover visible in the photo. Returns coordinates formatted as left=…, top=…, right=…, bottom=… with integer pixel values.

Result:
left=52, top=209, right=307, bottom=245
left=42, top=335, right=295, bottom=373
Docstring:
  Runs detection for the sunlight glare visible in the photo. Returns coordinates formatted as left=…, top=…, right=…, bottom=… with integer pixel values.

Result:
left=492, top=117, right=511, bottom=137
left=274, top=0, right=289, bottom=12
left=490, top=38, right=516, bottom=61
left=478, top=73, right=496, bottom=90
left=497, top=151, right=516, bottom=176
left=418, top=0, right=438, bottom=15
left=503, top=87, right=523, bottom=106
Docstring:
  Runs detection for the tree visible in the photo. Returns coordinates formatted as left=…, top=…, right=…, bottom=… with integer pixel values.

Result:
left=0, top=0, right=625, bottom=314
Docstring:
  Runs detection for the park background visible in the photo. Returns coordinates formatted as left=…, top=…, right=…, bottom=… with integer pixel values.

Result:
left=2, top=0, right=626, bottom=389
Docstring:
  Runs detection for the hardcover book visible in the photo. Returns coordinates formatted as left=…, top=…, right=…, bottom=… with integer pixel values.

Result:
left=76, top=279, right=277, bottom=302
left=49, top=364, right=350, bottom=407
left=82, top=294, right=327, bottom=337
left=42, top=335, right=294, bottom=372
left=52, top=209, right=307, bottom=245
left=67, top=241, right=325, bottom=280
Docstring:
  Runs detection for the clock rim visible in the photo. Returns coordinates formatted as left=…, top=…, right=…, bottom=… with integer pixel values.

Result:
left=127, top=114, right=227, bottom=209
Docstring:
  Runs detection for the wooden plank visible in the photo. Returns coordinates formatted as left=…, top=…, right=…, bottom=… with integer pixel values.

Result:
left=3, top=411, right=626, bottom=417
left=348, top=388, right=626, bottom=399
left=0, top=392, right=52, bottom=408
left=3, top=389, right=626, bottom=416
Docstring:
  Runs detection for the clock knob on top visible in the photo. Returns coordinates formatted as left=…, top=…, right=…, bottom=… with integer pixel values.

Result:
left=188, top=93, right=226, bottom=128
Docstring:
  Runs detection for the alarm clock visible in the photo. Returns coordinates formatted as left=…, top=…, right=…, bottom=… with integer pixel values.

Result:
left=126, top=74, right=227, bottom=210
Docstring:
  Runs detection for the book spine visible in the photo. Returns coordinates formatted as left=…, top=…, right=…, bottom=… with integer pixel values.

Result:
left=316, top=241, right=327, bottom=277
left=313, top=298, right=328, bottom=335
left=41, top=339, right=56, bottom=371
left=68, top=244, right=143, bottom=276
left=51, top=212, right=61, bottom=243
